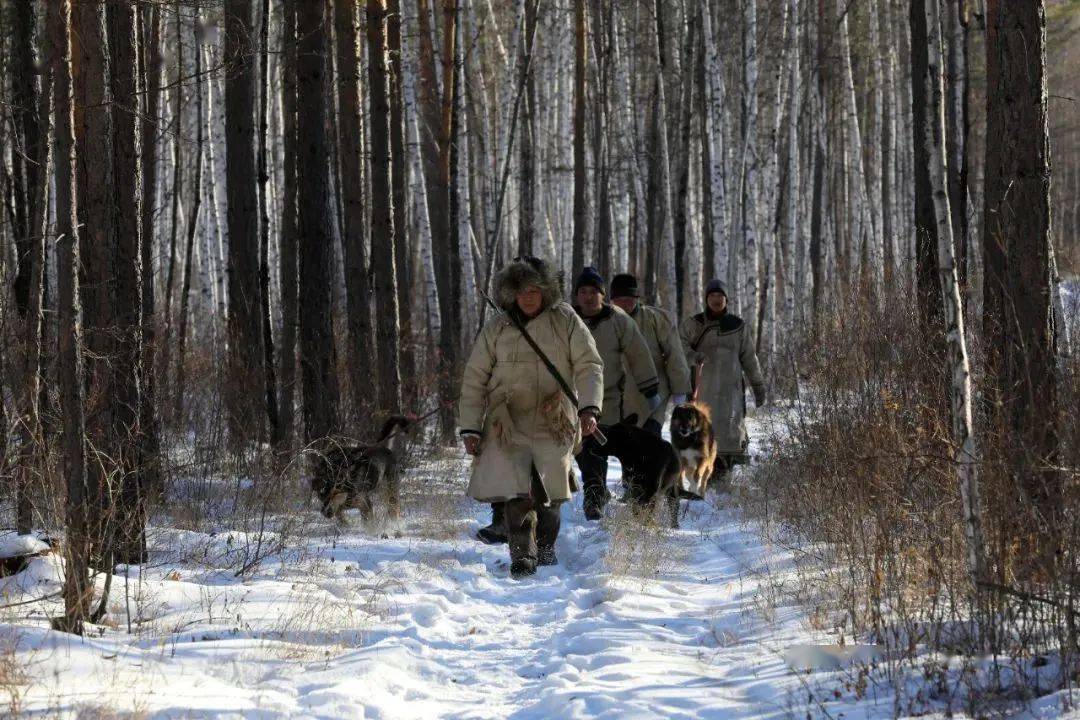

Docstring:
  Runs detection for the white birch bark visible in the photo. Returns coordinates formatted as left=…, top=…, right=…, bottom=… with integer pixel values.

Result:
left=456, top=2, right=479, bottom=340
left=701, top=0, right=728, bottom=284
left=924, top=0, right=984, bottom=586
left=836, top=0, right=878, bottom=297
left=739, top=0, right=759, bottom=333
left=785, top=0, right=801, bottom=330
left=865, top=0, right=885, bottom=292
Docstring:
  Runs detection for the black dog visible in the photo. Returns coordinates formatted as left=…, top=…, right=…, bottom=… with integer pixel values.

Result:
left=582, top=415, right=683, bottom=527
left=309, top=416, right=413, bottom=522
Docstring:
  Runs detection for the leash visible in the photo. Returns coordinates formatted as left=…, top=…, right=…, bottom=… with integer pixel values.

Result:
left=379, top=404, right=444, bottom=444
left=690, top=363, right=703, bottom=404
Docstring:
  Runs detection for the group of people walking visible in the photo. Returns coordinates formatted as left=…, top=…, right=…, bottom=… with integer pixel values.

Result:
left=457, top=257, right=766, bottom=578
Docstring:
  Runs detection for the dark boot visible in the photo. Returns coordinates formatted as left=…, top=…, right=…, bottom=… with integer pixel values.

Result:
left=476, top=502, right=508, bottom=544
left=505, top=498, right=538, bottom=578
left=536, top=501, right=562, bottom=566
left=576, top=451, right=609, bottom=521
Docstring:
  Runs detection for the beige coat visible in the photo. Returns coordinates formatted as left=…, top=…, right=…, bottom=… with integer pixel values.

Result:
left=622, top=303, right=693, bottom=426
left=680, top=311, right=765, bottom=458
left=458, top=302, right=604, bottom=503
left=576, top=305, right=659, bottom=425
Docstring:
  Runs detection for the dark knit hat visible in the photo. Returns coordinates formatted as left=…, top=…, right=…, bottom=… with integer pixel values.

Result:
left=574, top=266, right=606, bottom=295
left=705, top=278, right=728, bottom=297
left=610, top=273, right=640, bottom=299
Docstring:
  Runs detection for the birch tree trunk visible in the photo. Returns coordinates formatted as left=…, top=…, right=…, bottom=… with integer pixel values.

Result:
left=276, top=0, right=299, bottom=449
left=700, top=0, right=728, bottom=288
left=388, top=0, right=418, bottom=400
left=15, top=33, right=54, bottom=536
left=138, top=2, right=163, bottom=495
left=258, top=0, right=280, bottom=441
left=740, top=0, right=759, bottom=334
left=51, top=0, right=92, bottom=635
left=923, top=0, right=984, bottom=587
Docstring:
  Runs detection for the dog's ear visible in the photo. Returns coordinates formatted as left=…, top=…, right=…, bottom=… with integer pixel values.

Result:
left=621, top=414, right=638, bottom=427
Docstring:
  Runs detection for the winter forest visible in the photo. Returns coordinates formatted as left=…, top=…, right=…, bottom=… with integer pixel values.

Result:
left=1, top=0, right=1080, bottom=716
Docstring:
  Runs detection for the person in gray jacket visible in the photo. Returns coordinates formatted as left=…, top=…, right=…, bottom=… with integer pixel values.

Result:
left=679, top=279, right=766, bottom=474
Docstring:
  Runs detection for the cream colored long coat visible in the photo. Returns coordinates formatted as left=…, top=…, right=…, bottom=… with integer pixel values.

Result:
left=578, top=305, right=659, bottom=425
left=457, top=302, right=604, bottom=503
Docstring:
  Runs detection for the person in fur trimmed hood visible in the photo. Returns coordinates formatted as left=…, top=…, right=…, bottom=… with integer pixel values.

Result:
left=457, top=257, right=604, bottom=578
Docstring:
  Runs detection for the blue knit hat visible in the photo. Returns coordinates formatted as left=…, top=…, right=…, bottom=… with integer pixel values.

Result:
left=574, top=266, right=606, bottom=295
left=705, top=278, right=728, bottom=297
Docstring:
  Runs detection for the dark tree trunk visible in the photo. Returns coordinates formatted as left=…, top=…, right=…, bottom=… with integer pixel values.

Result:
left=72, top=0, right=116, bottom=571
left=946, top=0, right=970, bottom=287
left=368, top=0, right=404, bottom=415
left=51, top=0, right=91, bottom=635
left=277, top=0, right=300, bottom=449
left=333, top=0, right=375, bottom=421
left=518, top=0, right=538, bottom=257
left=571, top=0, right=588, bottom=274
left=983, top=0, right=1060, bottom=566
left=698, top=17, right=714, bottom=288
left=591, top=0, right=612, bottom=281
left=11, top=0, right=42, bottom=318
left=673, top=20, right=697, bottom=317
left=296, top=0, right=341, bottom=444
left=175, top=17, right=205, bottom=427
left=107, top=0, right=147, bottom=565
left=225, top=0, right=268, bottom=442
left=911, top=0, right=942, bottom=338
left=162, top=8, right=183, bottom=355
left=417, top=0, right=458, bottom=438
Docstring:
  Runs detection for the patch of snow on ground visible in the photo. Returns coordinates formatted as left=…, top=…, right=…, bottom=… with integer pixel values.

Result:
left=1, top=408, right=1056, bottom=718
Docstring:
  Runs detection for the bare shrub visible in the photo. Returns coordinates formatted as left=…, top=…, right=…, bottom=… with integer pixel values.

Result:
left=738, top=285, right=1080, bottom=709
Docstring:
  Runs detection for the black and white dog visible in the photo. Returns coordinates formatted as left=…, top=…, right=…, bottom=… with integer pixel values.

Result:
left=309, top=416, right=413, bottom=522
left=581, top=415, right=683, bottom=527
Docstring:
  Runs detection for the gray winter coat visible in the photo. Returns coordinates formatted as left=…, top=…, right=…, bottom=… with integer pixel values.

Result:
left=679, top=310, right=765, bottom=459
left=623, top=303, right=693, bottom=426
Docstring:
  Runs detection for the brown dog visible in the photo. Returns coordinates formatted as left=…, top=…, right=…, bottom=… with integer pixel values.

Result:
left=668, top=402, right=717, bottom=498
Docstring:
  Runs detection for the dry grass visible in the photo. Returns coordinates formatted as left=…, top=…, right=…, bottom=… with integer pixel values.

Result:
left=601, top=501, right=686, bottom=583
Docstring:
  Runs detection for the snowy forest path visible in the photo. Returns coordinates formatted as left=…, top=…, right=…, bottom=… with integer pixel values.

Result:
left=9, top=414, right=835, bottom=718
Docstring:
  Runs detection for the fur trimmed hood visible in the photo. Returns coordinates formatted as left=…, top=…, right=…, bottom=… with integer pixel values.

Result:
left=493, top=257, right=564, bottom=312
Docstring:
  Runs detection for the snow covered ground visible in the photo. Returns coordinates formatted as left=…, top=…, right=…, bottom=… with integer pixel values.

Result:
left=0, top=412, right=1073, bottom=718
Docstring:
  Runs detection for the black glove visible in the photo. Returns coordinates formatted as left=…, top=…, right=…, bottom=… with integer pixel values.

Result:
left=753, top=385, right=767, bottom=408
